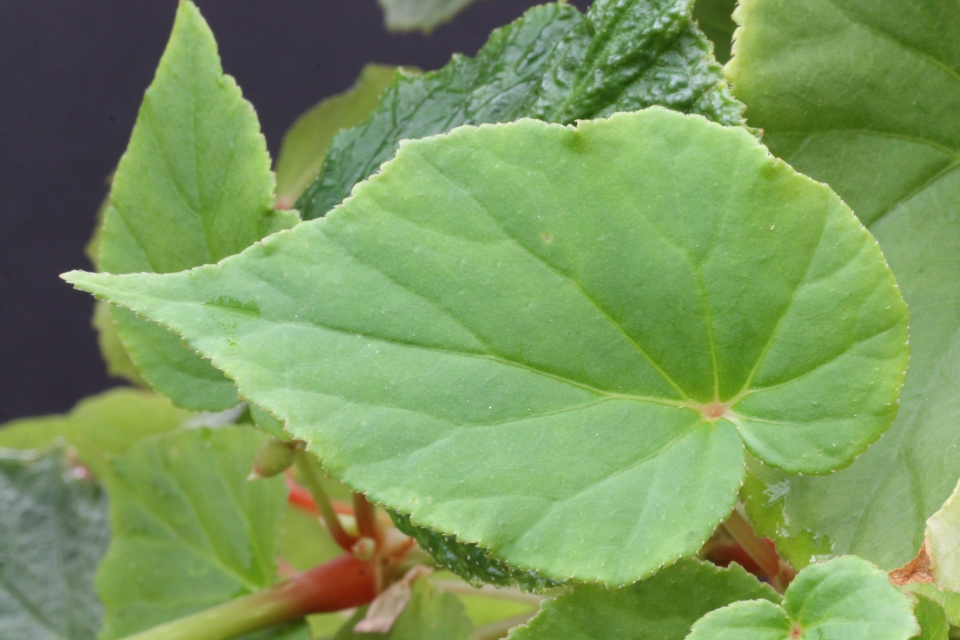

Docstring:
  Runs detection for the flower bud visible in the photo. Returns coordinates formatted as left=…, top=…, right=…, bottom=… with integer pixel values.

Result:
left=248, top=437, right=300, bottom=479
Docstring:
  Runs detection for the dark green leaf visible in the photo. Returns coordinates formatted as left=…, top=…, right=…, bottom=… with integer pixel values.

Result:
left=510, top=559, right=778, bottom=640
left=298, top=0, right=743, bottom=220
left=0, top=448, right=110, bottom=640
left=693, top=0, right=737, bottom=63
left=391, top=512, right=561, bottom=592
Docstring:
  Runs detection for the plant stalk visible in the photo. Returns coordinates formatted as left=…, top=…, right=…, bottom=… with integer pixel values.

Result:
left=295, top=450, right=356, bottom=551
left=353, top=491, right=381, bottom=545
left=120, top=554, right=377, bottom=640
left=721, top=509, right=795, bottom=590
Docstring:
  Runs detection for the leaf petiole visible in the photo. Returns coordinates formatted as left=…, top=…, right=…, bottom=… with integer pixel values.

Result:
left=721, top=510, right=795, bottom=592
left=294, top=450, right=357, bottom=551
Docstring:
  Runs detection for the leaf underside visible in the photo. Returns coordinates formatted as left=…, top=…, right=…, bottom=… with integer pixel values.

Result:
left=0, top=449, right=110, bottom=640
left=297, top=0, right=745, bottom=220
left=66, top=109, right=908, bottom=584
left=509, top=559, right=778, bottom=640
left=686, top=556, right=918, bottom=640
left=94, top=427, right=287, bottom=640
left=728, top=0, right=960, bottom=571
left=96, top=1, right=295, bottom=411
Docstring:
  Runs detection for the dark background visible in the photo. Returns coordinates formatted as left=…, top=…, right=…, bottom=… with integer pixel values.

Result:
left=0, top=0, right=590, bottom=422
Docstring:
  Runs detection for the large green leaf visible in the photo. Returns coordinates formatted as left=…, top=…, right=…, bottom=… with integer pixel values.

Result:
left=727, top=0, right=960, bottom=570
left=275, top=65, right=399, bottom=209
left=333, top=578, right=472, bottom=640
left=97, top=0, right=297, bottom=411
left=0, top=449, right=110, bottom=640
left=378, top=0, right=479, bottom=32
left=94, top=427, right=288, bottom=639
left=66, top=109, right=908, bottom=584
left=298, top=0, right=744, bottom=220
left=0, top=389, right=190, bottom=477
left=686, top=556, right=919, bottom=640
left=509, top=559, right=778, bottom=640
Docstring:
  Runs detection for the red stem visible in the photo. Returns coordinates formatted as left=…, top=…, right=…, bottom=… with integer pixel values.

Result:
left=272, top=553, right=378, bottom=617
left=353, top=493, right=381, bottom=546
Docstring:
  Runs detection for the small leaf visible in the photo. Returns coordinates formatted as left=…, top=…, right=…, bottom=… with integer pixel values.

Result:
left=0, top=448, right=110, bottom=640
left=66, top=109, right=908, bottom=584
left=912, top=595, right=949, bottom=640
left=902, top=584, right=960, bottom=628
left=299, top=0, right=744, bottom=220
left=378, top=0, right=479, bottom=32
left=97, top=0, right=296, bottom=411
left=687, top=557, right=919, bottom=640
left=510, top=559, right=778, bottom=640
left=0, top=389, right=190, bottom=477
left=333, top=577, right=472, bottom=640
left=728, top=0, right=960, bottom=570
left=275, top=65, right=399, bottom=208
left=391, top=512, right=561, bottom=592
left=95, top=427, right=288, bottom=640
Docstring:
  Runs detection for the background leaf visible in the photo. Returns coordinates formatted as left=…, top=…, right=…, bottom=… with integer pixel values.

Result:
left=96, top=0, right=297, bottom=411
left=509, top=559, right=778, bottom=640
left=0, top=389, right=189, bottom=477
left=687, top=556, right=919, bottom=640
left=333, top=578, right=472, bottom=640
left=378, top=0, right=480, bottom=33
left=67, top=109, right=908, bottom=584
left=94, top=427, right=288, bottom=640
left=727, top=0, right=960, bottom=571
left=693, top=0, right=737, bottom=63
left=0, top=448, right=110, bottom=640
left=275, top=65, right=400, bottom=209
left=298, top=0, right=744, bottom=220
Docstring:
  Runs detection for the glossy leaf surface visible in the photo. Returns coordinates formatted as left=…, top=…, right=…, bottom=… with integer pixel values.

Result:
left=298, top=0, right=744, bottom=220
left=67, top=109, right=908, bottom=584
left=275, top=65, right=399, bottom=208
left=0, top=449, right=110, bottom=640
left=391, top=512, right=560, bottom=592
left=510, top=559, right=778, bottom=640
left=333, top=578, right=472, bottom=640
left=378, top=0, right=478, bottom=32
left=0, top=389, right=189, bottom=477
left=95, top=427, right=287, bottom=640
left=687, top=557, right=918, bottom=640
left=97, top=1, right=296, bottom=411
left=728, top=0, right=960, bottom=570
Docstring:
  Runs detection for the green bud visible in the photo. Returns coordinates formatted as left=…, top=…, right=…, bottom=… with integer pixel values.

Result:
left=249, top=437, right=299, bottom=479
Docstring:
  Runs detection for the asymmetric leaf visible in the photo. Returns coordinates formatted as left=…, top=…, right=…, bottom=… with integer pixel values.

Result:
left=686, top=557, right=919, bottom=640
left=275, top=65, right=399, bottom=209
left=66, top=109, right=908, bottom=584
left=94, top=427, right=288, bottom=639
left=728, top=0, right=960, bottom=570
left=298, top=0, right=744, bottom=220
left=98, top=1, right=297, bottom=411
left=509, top=559, right=778, bottom=640
left=378, top=0, right=479, bottom=32
left=0, top=449, right=110, bottom=640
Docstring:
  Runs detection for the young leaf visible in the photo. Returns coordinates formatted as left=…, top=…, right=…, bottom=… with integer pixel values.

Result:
left=97, top=0, right=297, bottom=411
left=0, top=449, right=110, bottom=640
left=66, top=109, right=908, bottom=584
left=0, top=388, right=190, bottom=477
left=378, top=0, right=479, bottom=33
left=692, top=0, right=737, bottom=63
left=275, top=65, right=400, bottom=209
left=727, top=0, right=960, bottom=571
left=95, top=427, right=288, bottom=639
left=298, top=0, right=744, bottom=220
left=903, top=584, right=960, bottom=628
left=912, top=595, right=949, bottom=640
left=510, top=559, right=778, bottom=640
left=686, top=557, right=919, bottom=640
left=391, top=512, right=560, bottom=592
left=333, top=577, right=472, bottom=640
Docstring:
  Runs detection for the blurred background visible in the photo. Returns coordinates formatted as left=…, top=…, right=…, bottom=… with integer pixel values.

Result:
left=0, top=0, right=596, bottom=422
